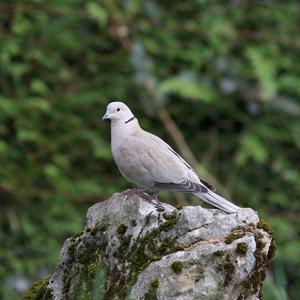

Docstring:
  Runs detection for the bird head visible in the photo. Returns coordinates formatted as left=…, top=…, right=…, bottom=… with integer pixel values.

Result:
left=102, top=102, right=135, bottom=124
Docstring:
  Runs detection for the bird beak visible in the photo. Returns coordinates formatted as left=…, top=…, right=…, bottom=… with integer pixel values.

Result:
left=101, top=112, right=110, bottom=121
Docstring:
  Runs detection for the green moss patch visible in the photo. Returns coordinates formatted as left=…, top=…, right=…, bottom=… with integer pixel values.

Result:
left=171, top=261, right=183, bottom=274
left=225, top=231, right=246, bottom=244
left=23, top=276, right=53, bottom=300
left=130, top=219, right=137, bottom=227
left=213, top=250, right=226, bottom=258
left=144, top=279, right=159, bottom=300
left=116, top=224, right=127, bottom=236
left=220, top=255, right=235, bottom=287
left=236, top=242, right=248, bottom=256
left=150, top=279, right=159, bottom=289
left=257, top=219, right=273, bottom=236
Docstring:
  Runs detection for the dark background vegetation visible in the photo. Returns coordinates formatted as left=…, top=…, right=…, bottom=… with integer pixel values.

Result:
left=1, top=1, right=299, bottom=299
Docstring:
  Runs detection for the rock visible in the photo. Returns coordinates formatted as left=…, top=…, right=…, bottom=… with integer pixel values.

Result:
left=23, top=192, right=276, bottom=300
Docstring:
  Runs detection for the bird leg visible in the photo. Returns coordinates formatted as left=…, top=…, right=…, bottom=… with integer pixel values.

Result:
left=152, top=192, right=162, bottom=204
left=122, top=188, right=153, bottom=201
left=151, top=192, right=166, bottom=211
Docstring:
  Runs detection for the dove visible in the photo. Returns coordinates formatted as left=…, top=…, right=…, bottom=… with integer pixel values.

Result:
left=102, top=101, right=239, bottom=213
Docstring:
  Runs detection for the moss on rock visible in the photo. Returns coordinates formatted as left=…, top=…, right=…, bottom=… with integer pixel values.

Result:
left=150, top=279, right=159, bottom=289
left=225, top=231, right=246, bottom=244
left=159, top=212, right=178, bottom=231
left=116, top=224, right=127, bottom=236
left=236, top=242, right=248, bottom=256
left=171, top=261, right=183, bottom=274
left=176, top=204, right=183, bottom=210
left=268, top=238, right=276, bottom=261
left=130, top=219, right=137, bottom=227
left=60, top=225, right=109, bottom=299
left=257, top=219, right=273, bottom=236
left=233, top=220, right=276, bottom=300
left=213, top=250, right=226, bottom=258
left=222, top=255, right=235, bottom=287
left=144, top=279, right=159, bottom=300
left=22, top=276, right=53, bottom=300
left=104, top=210, right=181, bottom=299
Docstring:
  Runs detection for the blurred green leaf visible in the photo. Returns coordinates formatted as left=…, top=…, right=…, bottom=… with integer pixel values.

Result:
left=158, top=72, right=215, bottom=102
left=246, top=47, right=277, bottom=100
left=86, top=2, right=108, bottom=27
left=30, top=80, right=50, bottom=96
left=236, top=133, right=268, bottom=165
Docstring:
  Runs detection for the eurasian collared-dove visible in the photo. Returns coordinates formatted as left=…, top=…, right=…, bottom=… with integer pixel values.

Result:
left=102, top=101, right=239, bottom=213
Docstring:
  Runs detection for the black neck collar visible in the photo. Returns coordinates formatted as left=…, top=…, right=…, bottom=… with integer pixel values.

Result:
left=124, top=116, right=135, bottom=124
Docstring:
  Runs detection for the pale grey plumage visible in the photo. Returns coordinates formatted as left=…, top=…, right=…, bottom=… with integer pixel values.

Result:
left=102, top=101, right=239, bottom=213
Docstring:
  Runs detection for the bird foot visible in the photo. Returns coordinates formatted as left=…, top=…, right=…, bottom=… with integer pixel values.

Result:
left=150, top=193, right=165, bottom=210
left=154, top=202, right=165, bottom=212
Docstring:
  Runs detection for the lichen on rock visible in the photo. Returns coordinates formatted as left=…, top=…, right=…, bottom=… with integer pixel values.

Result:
left=23, top=192, right=275, bottom=300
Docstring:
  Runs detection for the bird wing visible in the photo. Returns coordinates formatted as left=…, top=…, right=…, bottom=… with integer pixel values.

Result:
left=143, top=131, right=216, bottom=191
left=114, top=130, right=211, bottom=193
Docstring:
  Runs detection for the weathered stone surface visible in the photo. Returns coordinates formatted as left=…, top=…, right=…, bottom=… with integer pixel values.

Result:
left=24, top=191, right=275, bottom=300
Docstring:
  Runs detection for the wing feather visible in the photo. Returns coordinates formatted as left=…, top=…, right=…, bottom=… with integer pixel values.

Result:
left=154, top=179, right=208, bottom=193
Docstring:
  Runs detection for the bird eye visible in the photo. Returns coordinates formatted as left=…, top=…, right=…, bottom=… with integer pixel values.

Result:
left=117, top=108, right=120, bottom=112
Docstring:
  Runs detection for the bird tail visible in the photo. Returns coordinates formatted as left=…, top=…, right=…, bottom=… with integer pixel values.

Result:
left=193, top=191, right=239, bottom=213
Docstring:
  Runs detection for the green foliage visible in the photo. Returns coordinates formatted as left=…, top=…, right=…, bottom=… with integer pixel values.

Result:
left=0, top=1, right=299, bottom=299
left=158, top=71, right=216, bottom=102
